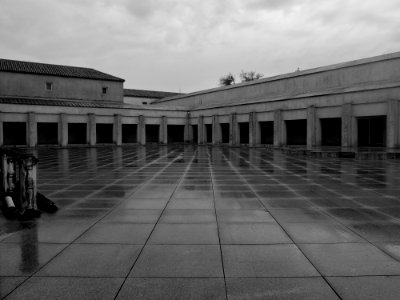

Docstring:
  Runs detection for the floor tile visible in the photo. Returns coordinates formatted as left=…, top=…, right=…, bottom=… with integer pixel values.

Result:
left=76, top=223, right=153, bottom=244
left=36, top=244, right=141, bottom=277
left=327, top=276, right=400, bottom=300
left=130, top=245, right=223, bottom=277
left=0, top=277, right=27, bottom=299
left=0, top=243, right=67, bottom=276
left=116, top=278, right=226, bottom=300
left=219, top=223, right=291, bottom=244
left=148, top=223, right=219, bottom=244
left=350, top=222, right=400, bottom=242
left=215, top=198, right=264, bottom=209
left=167, top=198, right=214, bottom=209
left=282, top=222, right=363, bottom=243
left=300, top=243, right=400, bottom=276
left=160, top=210, right=216, bottom=223
left=101, top=209, right=161, bottom=223
left=226, top=278, right=339, bottom=300
left=120, top=199, right=168, bottom=209
left=6, top=277, right=124, bottom=300
left=222, top=245, right=318, bottom=277
left=217, top=210, right=275, bottom=223
left=2, top=221, right=92, bottom=244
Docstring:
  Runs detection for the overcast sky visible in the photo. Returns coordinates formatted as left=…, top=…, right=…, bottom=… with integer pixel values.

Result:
left=1, top=0, right=400, bottom=93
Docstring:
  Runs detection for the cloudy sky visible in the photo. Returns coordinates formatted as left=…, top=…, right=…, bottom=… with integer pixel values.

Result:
left=1, top=0, right=400, bottom=93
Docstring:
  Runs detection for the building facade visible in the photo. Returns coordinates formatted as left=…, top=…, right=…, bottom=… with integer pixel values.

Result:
left=0, top=52, right=399, bottom=149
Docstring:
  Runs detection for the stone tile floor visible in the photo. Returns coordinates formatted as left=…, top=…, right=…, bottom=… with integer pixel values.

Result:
left=2, top=145, right=400, bottom=299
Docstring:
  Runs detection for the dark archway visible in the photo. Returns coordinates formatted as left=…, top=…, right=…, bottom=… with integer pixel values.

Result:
left=320, top=118, right=341, bottom=146
left=259, top=121, right=274, bottom=144
left=3, top=122, right=26, bottom=145
left=68, top=123, right=87, bottom=144
left=286, top=120, right=307, bottom=145
left=122, top=124, right=137, bottom=143
left=37, top=122, right=58, bottom=145
left=239, top=122, right=249, bottom=144
left=220, top=123, right=230, bottom=143
left=358, top=116, right=386, bottom=147
left=146, top=125, right=160, bottom=143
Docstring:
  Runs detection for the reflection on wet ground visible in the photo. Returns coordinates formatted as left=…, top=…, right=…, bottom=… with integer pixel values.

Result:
left=2, top=145, right=400, bottom=299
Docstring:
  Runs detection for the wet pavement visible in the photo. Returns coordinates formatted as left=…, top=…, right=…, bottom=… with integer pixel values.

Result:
left=2, top=145, right=400, bottom=299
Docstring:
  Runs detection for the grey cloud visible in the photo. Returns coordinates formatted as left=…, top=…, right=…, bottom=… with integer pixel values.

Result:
left=244, top=0, right=300, bottom=11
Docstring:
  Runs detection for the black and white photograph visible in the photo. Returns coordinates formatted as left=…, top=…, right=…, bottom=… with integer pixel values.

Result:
left=1, top=0, right=400, bottom=299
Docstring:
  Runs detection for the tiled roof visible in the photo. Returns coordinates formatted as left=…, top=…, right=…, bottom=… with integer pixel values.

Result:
left=0, top=59, right=124, bottom=82
left=0, top=96, right=127, bottom=108
left=124, top=89, right=182, bottom=99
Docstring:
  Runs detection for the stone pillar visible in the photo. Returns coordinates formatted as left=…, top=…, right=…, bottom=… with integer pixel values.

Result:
left=341, top=103, right=353, bottom=148
left=274, top=109, right=283, bottom=146
left=27, top=112, right=37, bottom=147
left=184, top=112, right=191, bottom=143
left=307, top=106, right=317, bottom=147
left=198, top=115, right=204, bottom=144
left=88, top=113, right=96, bottom=146
left=230, top=113, right=238, bottom=145
left=0, top=111, right=3, bottom=146
left=160, top=116, right=167, bottom=144
left=249, top=112, right=257, bottom=146
left=114, top=114, right=122, bottom=146
left=60, top=113, right=68, bottom=147
left=212, top=115, right=218, bottom=145
left=387, top=100, right=399, bottom=148
left=138, top=115, right=145, bottom=145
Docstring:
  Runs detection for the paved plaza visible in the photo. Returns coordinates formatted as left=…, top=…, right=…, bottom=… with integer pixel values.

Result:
left=2, top=146, right=400, bottom=299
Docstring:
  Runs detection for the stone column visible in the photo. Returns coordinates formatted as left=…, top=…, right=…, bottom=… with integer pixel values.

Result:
left=160, top=116, right=167, bottom=144
left=307, top=106, right=317, bottom=147
left=184, top=112, right=191, bottom=143
left=387, top=100, right=399, bottom=148
left=341, top=103, right=353, bottom=148
left=114, top=114, right=122, bottom=146
left=274, top=109, right=283, bottom=146
left=138, top=115, right=145, bottom=145
left=88, top=113, right=96, bottom=146
left=212, top=115, right=218, bottom=145
left=0, top=111, right=3, bottom=146
left=249, top=112, right=257, bottom=146
left=27, top=112, right=37, bottom=147
left=198, top=115, right=204, bottom=144
left=230, top=113, right=238, bottom=145
left=60, top=113, right=68, bottom=146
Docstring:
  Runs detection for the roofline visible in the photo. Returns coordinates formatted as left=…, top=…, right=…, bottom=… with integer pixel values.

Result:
left=156, top=50, right=400, bottom=103
left=0, top=58, right=125, bottom=82
left=123, top=88, right=183, bottom=98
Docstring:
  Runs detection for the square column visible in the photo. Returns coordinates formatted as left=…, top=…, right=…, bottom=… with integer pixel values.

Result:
left=184, top=112, right=191, bottom=143
left=341, top=103, right=353, bottom=147
left=274, top=109, right=283, bottom=146
left=212, top=115, right=219, bottom=145
left=230, top=113, right=238, bottom=145
left=160, top=116, right=167, bottom=144
left=249, top=112, right=257, bottom=146
left=60, top=113, right=68, bottom=146
left=387, top=100, right=399, bottom=148
left=27, top=112, right=37, bottom=147
left=198, top=115, right=204, bottom=144
left=138, top=115, right=145, bottom=145
left=88, top=113, right=96, bottom=146
left=114, top=114, right=122, bottom=146
left=307, top=106, right=317, bottom=147
left=0, top=111, right=3, bottom=146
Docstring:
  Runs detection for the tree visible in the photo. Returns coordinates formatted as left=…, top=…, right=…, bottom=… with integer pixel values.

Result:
left=240, top=70, right=264, bottom=82
left=219, top=73, right=235, bottom=86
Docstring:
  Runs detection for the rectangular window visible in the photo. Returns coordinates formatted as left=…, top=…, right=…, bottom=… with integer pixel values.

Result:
left=102, top=87, right=108, bottom=94
left=46, top=82, right=53, bottom=90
